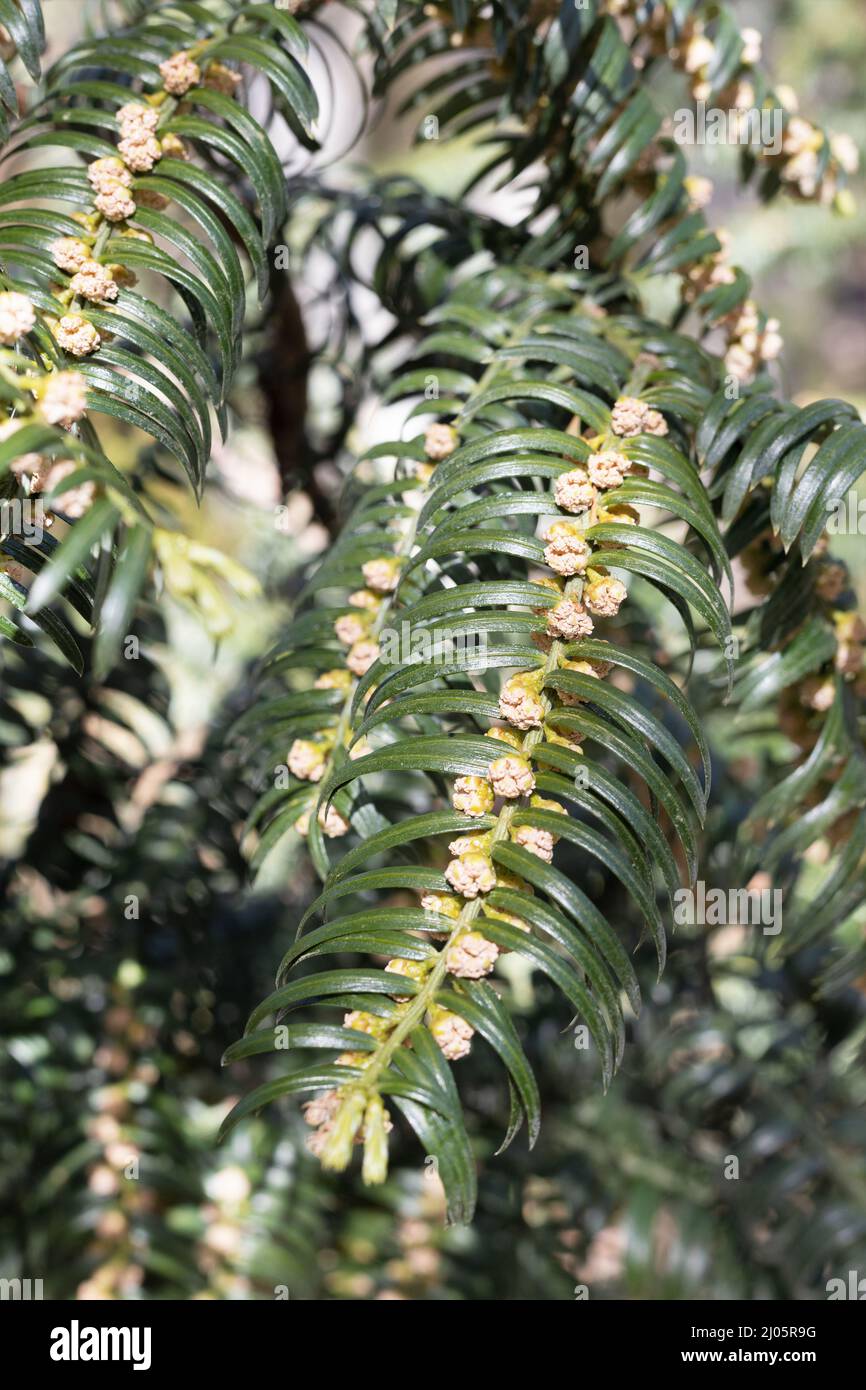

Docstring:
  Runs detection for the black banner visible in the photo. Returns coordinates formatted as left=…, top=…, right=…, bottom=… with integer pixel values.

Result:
left=1, top=1297, right=861, bottom=1374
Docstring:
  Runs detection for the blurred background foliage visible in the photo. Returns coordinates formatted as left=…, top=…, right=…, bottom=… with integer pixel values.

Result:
left=1, top=0, right=865, bottom=1300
